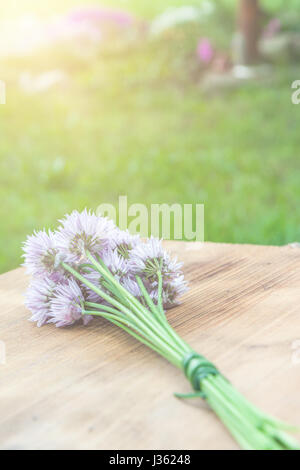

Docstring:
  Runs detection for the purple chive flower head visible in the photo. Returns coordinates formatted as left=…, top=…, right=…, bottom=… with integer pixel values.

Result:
left=83, top=267, right=109, bottom=304
left=22, top=229, right=64, bottom=280
left=49, top=278, right=91, bottom=327
left=114, top=229, right=140, bottom=260
left=129, top=237, right=183, bottom=283
left=128, top=237, right=187, bottom=308
left=84, top=249, right=129, bottom=302
left=83, top=269, right=103, bottom=303
left=150, top=274, right=188, bottom=309
left=23, top=210, right=189, bottom=327
left=121, top=277, right=144, bottom=304
left=102, top=249, right=129, bottom=280
left=25, top=276, right=57, bottom=327
left=55, top=209, right=116, bottom=263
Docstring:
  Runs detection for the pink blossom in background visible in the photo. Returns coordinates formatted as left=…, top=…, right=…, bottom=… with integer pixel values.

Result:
left=263, top=18, right=281, bottom=38
left=0, top=7, right=138, bottom=57
left=67, top=6, right=135, bottom=28
left=196, top=38, right=214, bottom=64
left=47, top=7, right=136, bottom=46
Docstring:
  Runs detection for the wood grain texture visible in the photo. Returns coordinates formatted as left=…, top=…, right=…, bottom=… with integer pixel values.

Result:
left=0, top=241, right=300, bottom=450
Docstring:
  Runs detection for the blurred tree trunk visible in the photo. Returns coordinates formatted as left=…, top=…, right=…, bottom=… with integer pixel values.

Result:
left=238, top=0, right=261, bottom=64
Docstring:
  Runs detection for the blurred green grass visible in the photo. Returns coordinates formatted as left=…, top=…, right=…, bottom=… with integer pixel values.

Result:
left=1, top=1, right=300, bottom=273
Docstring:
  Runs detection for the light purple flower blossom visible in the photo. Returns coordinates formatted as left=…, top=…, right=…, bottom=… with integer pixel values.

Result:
left=83, top=269, right=104, bottom=303
left=114, top=229, right=140, bottom=260
left=25, top=276, right=57, bottom=327
left=23, top=211, right=189, bottom=327
left=22, top=229, right=64, bottom=281
left=121, top=277, right=144, bottom=304
left=55, top=209, right=116, bottom=264
left=122, top=273, right=187, bottom=310
left=83, top=249, right=129, bottom=302
left=150, top=274, right=188, bottom=309
left=127, top=237, right=187, bottom=308
left=103, top=249, right=129, bottom=280
left=121, top=276, right=141, bottom=297
left=49, top=278, right=91, bottom=327
left=129, top=237, right=183, bottom=283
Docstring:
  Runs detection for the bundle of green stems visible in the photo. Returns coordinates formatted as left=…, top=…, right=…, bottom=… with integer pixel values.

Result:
left=62, top=252, right=300, bottom=451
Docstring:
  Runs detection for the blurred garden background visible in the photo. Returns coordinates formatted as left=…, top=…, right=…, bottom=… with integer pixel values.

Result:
left=1, top=0, right=300, bottom=273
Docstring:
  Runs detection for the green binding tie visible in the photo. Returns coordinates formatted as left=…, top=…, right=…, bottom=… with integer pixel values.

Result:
left=175, top=352, right=220, bottom=400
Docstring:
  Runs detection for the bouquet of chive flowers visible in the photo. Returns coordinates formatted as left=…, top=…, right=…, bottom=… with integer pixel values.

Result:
left=23, top=210, right=299, bottom=450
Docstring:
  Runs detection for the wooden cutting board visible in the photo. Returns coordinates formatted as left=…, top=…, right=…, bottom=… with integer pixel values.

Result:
left=0, top=241, right=300, bottom=450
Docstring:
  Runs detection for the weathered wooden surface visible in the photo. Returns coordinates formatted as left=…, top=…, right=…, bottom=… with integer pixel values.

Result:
left=0, top=241, right=300, bottom=450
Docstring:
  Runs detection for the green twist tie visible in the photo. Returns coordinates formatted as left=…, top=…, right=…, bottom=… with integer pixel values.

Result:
left=175, top=352, right=220, bottom=400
